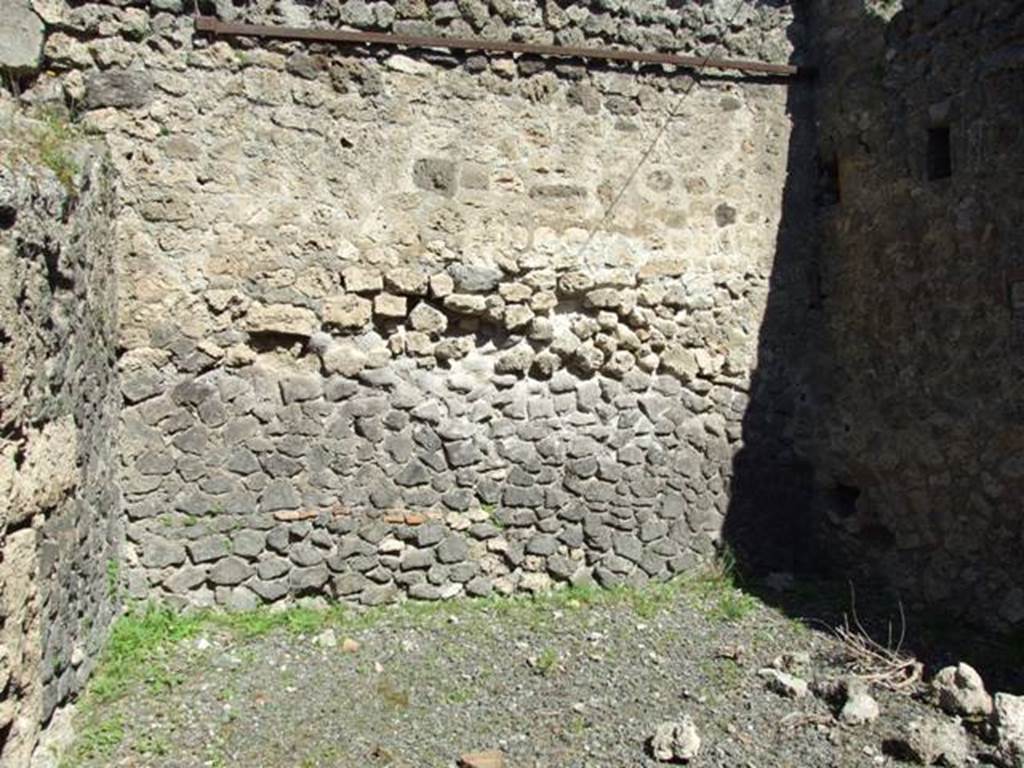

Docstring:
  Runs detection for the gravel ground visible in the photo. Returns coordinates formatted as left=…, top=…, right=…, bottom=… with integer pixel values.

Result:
left=64, top=578, right=999, bottom=768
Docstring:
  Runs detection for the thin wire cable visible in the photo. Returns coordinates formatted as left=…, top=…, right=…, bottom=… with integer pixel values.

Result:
left=571, top=0, right=751, bottom=264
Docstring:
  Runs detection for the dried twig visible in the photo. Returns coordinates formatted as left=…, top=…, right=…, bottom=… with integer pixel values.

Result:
left=834, top=584, right=923, bottom=692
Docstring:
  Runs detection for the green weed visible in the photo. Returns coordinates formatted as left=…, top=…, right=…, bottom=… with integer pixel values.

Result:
left=85, top=604, right=204, bottom=705
left=1, top=108, right=83, bottom=193
left=376, top=678, right=410, bottom=709
left=65, top=715, right=124, bottom=765
left=105, top=559, right=120, bottom=599
left=68, top=572, right=770, bottom=764
left=688, top=549, right=761, bottom=623
left=570, top=716, right=588, bottom=735
left=480, top=502, right=505, bottom=529
left=534, top=647, right=559, bottom=676
left=444, top=686, right=472, bottom=705
left=33, top=110, right=80, bottom=191
left=712, top=589, right=759, bottom=622
left=208, top=604, right=345, bottom=638
left=699, top=657, right=743, bottom=695
left=134, top=731, right=170, bottom=757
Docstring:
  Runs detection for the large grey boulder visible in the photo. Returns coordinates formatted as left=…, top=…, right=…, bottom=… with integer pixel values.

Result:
left=0, top=1, right=45, bottom=72
left=893, top=717, right=969, bottom=767
left=932, top=663, right=992, bottom=717
left=84, top=69, right=154, bottom=109
left=995, top=693, right=1024, bottom=768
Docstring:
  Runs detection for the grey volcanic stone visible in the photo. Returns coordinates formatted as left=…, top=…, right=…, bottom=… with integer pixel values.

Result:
left=290, top=542, right=324, bottom=568
left=165, top=567, right=206, bottom=593
left=2, top=0, right=44, bottom=71
left=333, top=573, right=367, bottom=596
left=444, top=440, right=483, bottom=468
left=172, top=426, right=208, bottom=455
left=932, top=663, right=993, bottom=717
left=547, top=555, right=576, bottom=581
left=257, top=557, right=290, bottom=580
left=413, top=158, right=457, bottom=196
left=525, top=534, right=559, bottom=556
left=360, top=583, right=399, bottom=606
left=231, top=536, right=264, bottom=561
left=188, top=536, right=229, bottom=564
left=415, top=524, right=446, bottom=547
left=448, top=264, right=503, bottom=293
left=210, top=557, right=253, bottom=586
left=436, top=536, right=468, bottom=564
left=142, top=539, right=186, bottom=568
left=469, top=523, right=500, bottom=540
left=893, top=717, right=969, bottom=768
left=260, top=480, right=301, bottom=512
left=504, top=486, right=544, bottom=507
left=395, top=461, right=431, bottom=486
left=465, top=576, right=493, bottom=597
left=613, top=534, right=643, bottom=562
left=250, top=579, right=289, bottom=601
left=290, top=565, right=329, bottom=591
left=401, top=548, right=434, bottom=570
left=280, top=374, right=322, bottom=404
left=85, top=70, right=154, bottom=109
left=409, top=583, right=441, bottom=600
left=266, top=528, right=290, bottom=554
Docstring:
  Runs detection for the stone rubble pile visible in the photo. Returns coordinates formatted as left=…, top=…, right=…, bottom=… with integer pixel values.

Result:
left=650, top=658, right=1024, bottom=767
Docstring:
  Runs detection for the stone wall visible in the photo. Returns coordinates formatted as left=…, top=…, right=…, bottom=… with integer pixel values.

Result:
left=0, top=0, right=806, bottom=611
left=0, top=103, right=120, bottom=767
left=4, top=0, right=1022, bottom=760
left=794, top=0, right=1024, bottom=629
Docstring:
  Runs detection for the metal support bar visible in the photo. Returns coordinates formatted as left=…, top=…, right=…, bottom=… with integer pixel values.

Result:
left=194, top=16, right=803, bottom=78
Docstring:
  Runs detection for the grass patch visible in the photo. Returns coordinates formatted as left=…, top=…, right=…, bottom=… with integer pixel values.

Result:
left=207, top=604, right=345, bottom=638
left=1, top=108, right=83, bottom=193
left=80, top=567, right=762, bottom=697
left=64, top=715, right=124, bottom=765
left=687, top=550, right=761, bottom=623
left=85, top=604, right=205, bottom=705
left=67, top=567, right=767, bottom=764
left=700, top=656, right=744, bottom=692
left=375, top=678, right=410, bottom=709
left=134, top=731, right=171, bottom=758
left=533, top=647, right=560, bottom=676
left=105, top=559, right=119, bottom=599
left=35, top=111, right=80, bottom=191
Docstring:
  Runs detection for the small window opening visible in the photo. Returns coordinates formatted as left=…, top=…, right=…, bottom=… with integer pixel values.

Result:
left=927, top=126, right=952, bottom=180
left=831, top=482, right=861, bottom=519
left=1010, top=281, right=1024, bottom=312
left=816, top=151, right=841, bottom=206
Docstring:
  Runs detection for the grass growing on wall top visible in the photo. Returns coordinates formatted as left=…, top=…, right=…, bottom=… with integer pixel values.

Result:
left=0, top=107, right=83, bottom=192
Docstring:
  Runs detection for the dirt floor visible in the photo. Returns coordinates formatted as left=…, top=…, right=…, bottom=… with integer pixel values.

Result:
left=56, top=573, right=1019, bottom=768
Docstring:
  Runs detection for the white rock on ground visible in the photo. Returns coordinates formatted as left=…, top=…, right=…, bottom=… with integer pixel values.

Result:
left=994, top=693, right=1024, bottom=768
left=772, top=651, right=811, bottom=672
left=840, top=690, right=880, bottom=725
left=838, top=677, right=880, bottom=725
left=895, top=717, right=969, bottom=767
left=931, top=662, right=993, bottom=717
left=759, top=668, right=809, bottom=698
left=651, top=716, right=701, bottom=763
left=314, top=628, right=337, bottom=648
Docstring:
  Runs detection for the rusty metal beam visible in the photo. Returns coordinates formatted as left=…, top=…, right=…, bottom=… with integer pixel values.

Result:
left=194, top=16, right=802, bottom=78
